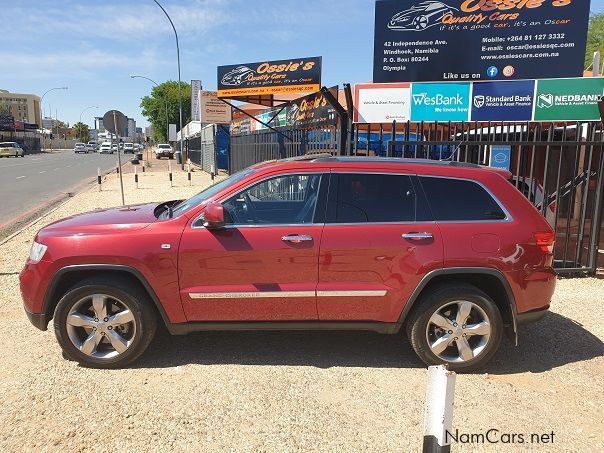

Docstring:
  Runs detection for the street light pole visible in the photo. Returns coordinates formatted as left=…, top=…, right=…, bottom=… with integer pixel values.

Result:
left=152, top=0, right=185, bottom=169
left=40, top=86, right=68, bottom=151
left=130, top=75, right=169, bottom=143
left=78, top=105, right=99, bottom=142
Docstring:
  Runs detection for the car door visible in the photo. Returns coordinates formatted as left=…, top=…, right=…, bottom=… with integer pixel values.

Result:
left=178, top=172, right=327, bottom=321
left=317, top=171, right=443, bottom=322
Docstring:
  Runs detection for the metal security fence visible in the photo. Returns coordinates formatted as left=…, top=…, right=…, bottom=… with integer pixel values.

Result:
left=230, top=126, right=341, bottom=173
left=188, top=124, right=230, bottom=173
left=355, top=120, right=604, bottom=274
left=229, top=119, right=604, bottom=274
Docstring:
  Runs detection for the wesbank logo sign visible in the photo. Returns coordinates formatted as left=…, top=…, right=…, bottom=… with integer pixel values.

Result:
left=534, top=78, right=604, bottom=120
left=411, top=83, right=471, bottom=121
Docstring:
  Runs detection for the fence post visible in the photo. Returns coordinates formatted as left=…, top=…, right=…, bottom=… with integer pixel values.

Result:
left=134, top=165, right=138, bottom=189
left=187, top=163, right=191, bottom=186
left=168, top=161, right=173, bottom=187
left=97, top=167, right=101, bottom=192
left=423, top=365, right=456, bottom=453
left=211, top=164, right=215, bottom=181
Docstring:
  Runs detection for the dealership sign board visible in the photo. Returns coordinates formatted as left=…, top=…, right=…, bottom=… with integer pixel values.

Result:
left=373, top=0, right=591, bottom=83
left=534, top=77, right=604, bottom=121
left=191, top=80, right=202, bottom=122
left=200, top=91, right=232, bottom=124
left=411, top=82, right=471, bottom=121
left=354, top=83, right=411, bottom=123
left=217, top=57, right=322, bottom=98
left=471, top=80, right=535, bottom=121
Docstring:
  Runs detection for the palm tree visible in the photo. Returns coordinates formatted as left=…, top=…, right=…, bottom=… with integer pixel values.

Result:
left=73, top=122, right=89, bottom=142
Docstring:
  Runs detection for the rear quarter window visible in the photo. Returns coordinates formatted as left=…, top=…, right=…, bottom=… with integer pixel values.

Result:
left=419, top=176, right=507, bottom=221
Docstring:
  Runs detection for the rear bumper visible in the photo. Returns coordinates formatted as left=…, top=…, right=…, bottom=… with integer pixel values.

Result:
left=517, top=306, right=549, bottom=325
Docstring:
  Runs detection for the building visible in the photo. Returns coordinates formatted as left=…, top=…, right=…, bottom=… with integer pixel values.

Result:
left=0, top=89, right=42, bottom=126
left=42, top=117, right=60, bottom=130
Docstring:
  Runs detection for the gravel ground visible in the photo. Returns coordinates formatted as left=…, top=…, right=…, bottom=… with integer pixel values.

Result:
left=0, top=168, right=602, bottom=452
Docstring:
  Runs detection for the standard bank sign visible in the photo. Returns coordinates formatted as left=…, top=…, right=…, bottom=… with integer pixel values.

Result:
left=411, top=83, right=471, bottom=122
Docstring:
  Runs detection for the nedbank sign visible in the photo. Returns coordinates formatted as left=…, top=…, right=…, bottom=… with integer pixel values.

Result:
left=534, top=78, right=604, bottom=120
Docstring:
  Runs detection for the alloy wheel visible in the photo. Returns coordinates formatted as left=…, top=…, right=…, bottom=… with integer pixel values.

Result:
left=65, top=294, right=136, bottom=359
left=425, top=300, right=492, bottom=363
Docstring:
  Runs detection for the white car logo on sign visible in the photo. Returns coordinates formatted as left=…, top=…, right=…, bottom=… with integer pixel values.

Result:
left=473, top=95, right=485, bottom=109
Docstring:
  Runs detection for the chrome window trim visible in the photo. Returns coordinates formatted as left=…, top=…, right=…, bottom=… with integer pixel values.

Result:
left=418, top=174, right=513, bottom=223
left=191, top=171, right=326, bottom=230
left=189, top=289, right=388, bottom=299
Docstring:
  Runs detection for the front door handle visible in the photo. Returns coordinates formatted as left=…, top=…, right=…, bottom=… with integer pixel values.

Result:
left=282, top=235, right=313, bottom=243
left=402, top=232, right=433, bottom=240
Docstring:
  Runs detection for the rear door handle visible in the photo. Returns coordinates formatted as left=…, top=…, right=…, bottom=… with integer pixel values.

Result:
left=402, top=232, right=433, bottom=240
left=282, top=235, right=313, bottom=243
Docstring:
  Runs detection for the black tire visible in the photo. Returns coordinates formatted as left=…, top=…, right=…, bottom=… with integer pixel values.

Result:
left=406, top=284, right=502, bottom=372
left=53, top=277, right=157, bottom=369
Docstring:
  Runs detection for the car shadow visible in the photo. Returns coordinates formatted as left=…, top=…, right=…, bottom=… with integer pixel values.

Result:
left=133, top=312, right=603, bottom=374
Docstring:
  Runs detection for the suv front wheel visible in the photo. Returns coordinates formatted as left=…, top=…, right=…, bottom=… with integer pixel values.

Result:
left=53, top=277, right=157, bottom=369
left=407, top=284, right=503, bottom=372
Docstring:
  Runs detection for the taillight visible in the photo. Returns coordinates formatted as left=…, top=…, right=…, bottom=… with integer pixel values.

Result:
left=534, top=232, right=555, bottom=254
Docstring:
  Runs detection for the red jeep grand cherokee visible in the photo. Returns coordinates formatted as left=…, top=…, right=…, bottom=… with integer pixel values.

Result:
left=20, top=156, right=556, bottom=370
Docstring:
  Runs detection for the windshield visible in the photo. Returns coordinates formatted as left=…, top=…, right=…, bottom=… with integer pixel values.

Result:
left=158, top=144, right=171, bottom=149
left=0, top=142, right=17, bottom=147
left=170, top=168, right=255, bottom=217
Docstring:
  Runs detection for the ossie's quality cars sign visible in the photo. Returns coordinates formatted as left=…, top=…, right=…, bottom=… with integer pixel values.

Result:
left=374, top=0, right=591, bottom=83
left=217, top=57, right=322, bottom=98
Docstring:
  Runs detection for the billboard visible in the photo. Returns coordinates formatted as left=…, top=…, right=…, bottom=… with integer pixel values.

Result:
left=411, top=82, right=471, bottom=121
left=470, top=80, right=535, bottom=121
left=191, top=80, right=202, bottom=122
left=0, top=114, right=14, bottom=131
left=373, top=0, right=591, bottom=83
left=286, top=88, right=338, bottom=128
left=534, top=77, right=604, bottom=121
left=217, top=57, right=322, bottom=98
left=200, top=91, right=232, bottom=124
left=354, top=83, right=411, bottom=123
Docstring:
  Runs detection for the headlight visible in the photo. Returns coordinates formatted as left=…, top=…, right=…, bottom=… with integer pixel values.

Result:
left=29, top=241, right=48, bottom=263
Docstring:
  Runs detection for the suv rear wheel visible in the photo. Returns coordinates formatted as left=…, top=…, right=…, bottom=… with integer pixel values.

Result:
left=407, top=284, right=502, bottom=372
left=53, top=277, right=157, bottom=369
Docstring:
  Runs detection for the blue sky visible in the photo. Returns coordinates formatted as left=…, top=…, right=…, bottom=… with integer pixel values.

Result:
left=1, top=0, right=603, bottom=128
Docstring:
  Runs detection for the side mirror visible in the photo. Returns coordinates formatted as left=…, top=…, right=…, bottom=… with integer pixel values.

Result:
left=203, top=201, right=225, bottom=229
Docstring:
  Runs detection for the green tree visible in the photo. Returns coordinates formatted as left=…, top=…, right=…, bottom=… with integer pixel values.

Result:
left=140, top=81, right=191, bottom=143
left=585, top=13, right=604, bottom=70
left=73, top=122, right=89, bottom=142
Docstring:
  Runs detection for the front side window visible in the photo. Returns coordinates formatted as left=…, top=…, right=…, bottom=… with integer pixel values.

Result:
left=334, top=173, right=417, bottom=223
left=223, top=174, right=322, bottom=225
left=420, top=177, right=506, bottom=221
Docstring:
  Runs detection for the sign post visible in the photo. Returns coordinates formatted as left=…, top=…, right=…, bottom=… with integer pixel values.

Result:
left=103, top=110, right=128, bottom=206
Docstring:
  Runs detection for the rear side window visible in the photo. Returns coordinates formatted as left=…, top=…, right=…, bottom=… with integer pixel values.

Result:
left=334, top=173, right=416, bottom=223
left=419, top=177, right=506, bottom=221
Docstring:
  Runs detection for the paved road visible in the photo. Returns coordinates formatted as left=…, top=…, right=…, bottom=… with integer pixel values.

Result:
left=0, top=150, right=120, bottom=227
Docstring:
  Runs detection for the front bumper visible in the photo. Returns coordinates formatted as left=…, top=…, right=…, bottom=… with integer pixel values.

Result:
left=24, top=307, right=48, bottom=331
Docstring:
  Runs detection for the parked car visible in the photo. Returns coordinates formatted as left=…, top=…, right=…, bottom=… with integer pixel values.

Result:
left=20, top=156, right=556, bottom=370
left=0, top=142, right=25, bottom=158
left=99, top=142, right=114, bottom=154
left=123, top=143, right=135, bottom=154
left=155, top=143, right=174, bottom=159
left=74, top=143, right=88, bottom=154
